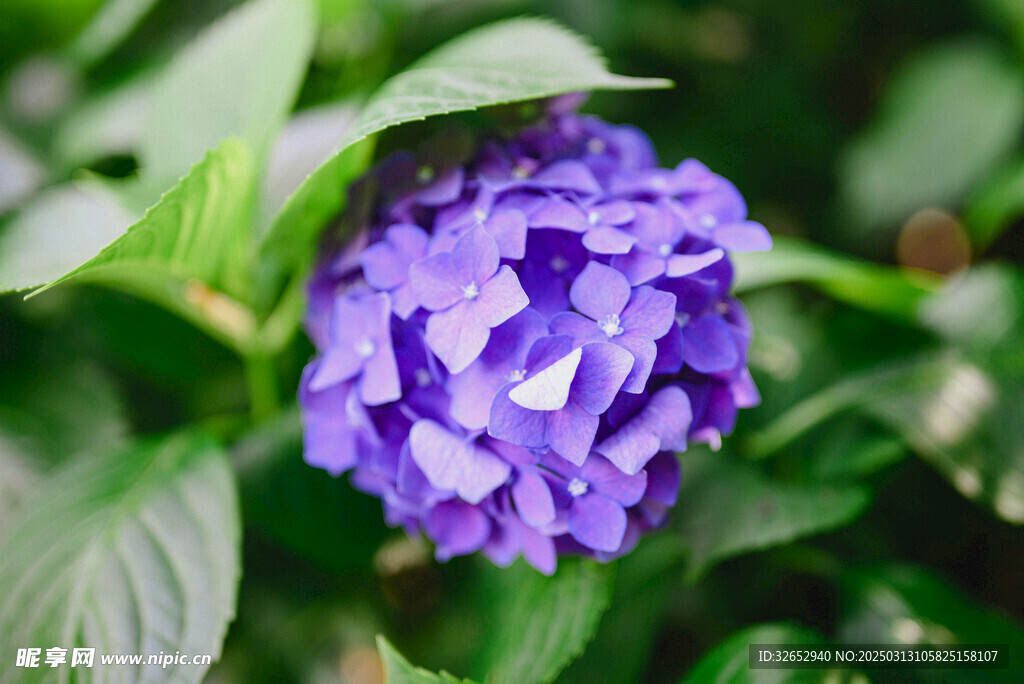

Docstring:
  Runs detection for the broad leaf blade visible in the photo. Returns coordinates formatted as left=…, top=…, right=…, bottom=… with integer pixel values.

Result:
left=478, top=557, right=614, bottom=684
left=262, top=17, right=671, bottom=269
left=0, top=431, right=241, bottom=684
left=676, top=449, right=871, bottom=582
left=378, top=636, right=475, bottom=684
left=140, top=0, right=317, bottom=187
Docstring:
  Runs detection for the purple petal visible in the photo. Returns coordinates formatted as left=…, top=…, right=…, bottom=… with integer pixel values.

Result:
left=479, top=307, right=548, bottom=367
left=408, top=251, right=464, bottom=311
left=569, top=495, right=626, bottom=552
left=524, top=334, right=575, bottom=373
left=532, top=160, right=601, bottom=195
left=511, top=468, right=556, bottom=528
left=590, top=199, right=635, bottom=225
left=730, top=368, right=761, bottom=408
left=610, top=249, right=666, bottom=285
left=644, top=451, right=681, bottom=506
left=360, top=224, right=428, bottom=290
left=665, top=249, right=725, bottom=277
left=569, top=261, right=631, bottom=320
left=409, top=420, right=511, bottom=504
left=488, top=385, right=550, bottom=449
left=548, top=311, right=605, bottom=346
left=714, top=220, right=772, bottom=252
left=547, top=401, right=599, bottom=465
left=509, top=347, right=582, bottom=411
left=682, top=315, right=740, bottom=373
left=527, top=197, right=588, bottom=232
left=451, top=225, right=501, bottom=285
left=425, top=500, right=491, bottom=560
left=614, top=333, right=657, bottom=393
left=631, top=201, right=684, bottom=248
left=448, top=361, right=507, bottom=430
left=595, top=386, right=692, bottom=475
left=522, top=526, right=557, bottom=575
left=424, top=303, right=490, bottom=373
left=582, top=225, right=637, bottom=255
left=357, top=336, right=401, bottom=405
left=309, top=345, right=363, bottom=391
left=475, top=265, right=529, bottom=328
left=621, top=285, right=677, bottom=339
left=652, top=320, right=685, bottom=374
left=581, top=454, right=647, bottom=506
left=484, top=210, right=528, bottom=259
left=416, top=167, right=464, bottom=206
left=571, top=342, right=634, bottom=414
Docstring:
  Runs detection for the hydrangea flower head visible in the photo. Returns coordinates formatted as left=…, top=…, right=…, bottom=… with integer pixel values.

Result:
left=300, top=99, right=770, bottom=574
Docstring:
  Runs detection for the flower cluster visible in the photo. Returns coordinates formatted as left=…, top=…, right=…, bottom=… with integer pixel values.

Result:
left=300, top=103, right=770, bottom=574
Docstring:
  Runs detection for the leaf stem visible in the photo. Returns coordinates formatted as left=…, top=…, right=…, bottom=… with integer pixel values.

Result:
left=244, top=353, right=279, bottom=423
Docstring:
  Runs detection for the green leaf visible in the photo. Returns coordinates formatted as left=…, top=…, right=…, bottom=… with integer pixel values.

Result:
left=65, top=0, right=161, bottom=69
left=0, top=431, right=241, bottom=684
left=681, top=623, right=839, bottom=684
left=0, top=126, right=44, bottom=214
left=261, top=17, right=671, bottom=270
left=378, top=635, right=476, bottom=684
left=140, top=0, right=317, bottom=187
left=676, top=449, right=871, bottom=582
left=838, top=40, right=1024, bottom=239
left=478, top=557, right=614, bottom=684
left=559, top=535, right=685, bottom=684
left=19, top=140, right=259, bottom=351
left=964, top=157, right=1024, bottom=251
left=840, top=564, right=1024, bottom=683
left=732, top=236, right=940, bottom=321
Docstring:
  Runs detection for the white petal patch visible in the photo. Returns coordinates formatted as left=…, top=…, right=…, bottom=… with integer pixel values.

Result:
left=508, top=347, right=583, bottom=411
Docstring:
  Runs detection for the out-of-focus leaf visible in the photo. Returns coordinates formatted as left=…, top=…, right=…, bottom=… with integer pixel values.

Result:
left=733, top=236, right=940, bottom=321
left=0, top=127, right=45, bottom=214
left=232, top=409, right=388, bottom=570
left=560, top=535, right=685, bottom=684
left=838, top=40, right=1024, bottom=240
left=0, top=431, right=241, bottom=684
left=140, top=0, right=317, bottom=188
left=262, top=16, right=671, bottom=270
left=0, top=179, right=135, bottom=292
left=681, top=623, right=842, bottom=684
left=15, top=140, right=259, bottom=352
left=477, top=557, right=614, bottom=684
left=378, top=635, right=475, bottom=684
left=0, top=436, right=39, bottom=541
left=964, top=158, right=1024, bottom=252
left=53, top=70, right=153, bottom=170
left=839, top=564, right=1024, bottom=683
left=676, top=449, right=871, bottom=582
left=807, top=425, right=906, bottom=482
left=65, top=0, right=161, bottom=68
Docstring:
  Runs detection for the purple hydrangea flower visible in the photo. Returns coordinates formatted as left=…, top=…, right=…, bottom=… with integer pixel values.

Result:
left=299, top=100, right=770, bottom=574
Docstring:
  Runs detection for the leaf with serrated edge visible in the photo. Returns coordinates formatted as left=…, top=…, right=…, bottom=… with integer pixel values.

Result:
left=0, top=431, right=241, bottom=684
left=377, top=635, right=476, bottom=684
left=261, top=17, right=672, bottom=269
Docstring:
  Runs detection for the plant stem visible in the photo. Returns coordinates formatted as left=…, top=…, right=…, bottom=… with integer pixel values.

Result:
left=245, top=353, right=279, bottom=423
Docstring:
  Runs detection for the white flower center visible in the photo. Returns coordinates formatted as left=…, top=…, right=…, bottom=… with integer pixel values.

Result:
left=462, top=282, right=480, bottom=300
left=597, top=313, right=624, bottom=338
left=512, top=165, right=530, bottom=180
left=415, top=368, right=432, bottom=387
left=567, top=478, right=589, bottom=497
left=700, top=213, right=717, bottom=228
left=587, top=211, right=601, bottom=226
left=587, top=137, right=606, bottom=154
left=651, top=176, right=668, bottom=191
left=416, top=165, right=435, bottom=183
left=507, top=368, right=527, bottom=382
left=355, top=338, right=376, bottom=359
left=472, top=208, right=487, bottom=223
left=658, top=243, right=673, bottom=257
left=549, top=254, right=569, bottom=273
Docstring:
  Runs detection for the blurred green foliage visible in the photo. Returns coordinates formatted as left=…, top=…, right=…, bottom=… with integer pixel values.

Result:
left=1, top=0, right=1023, bottom=682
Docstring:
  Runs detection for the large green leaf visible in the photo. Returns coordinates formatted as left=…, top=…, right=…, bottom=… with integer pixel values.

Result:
left=64, top=0, right=161, bottom=69
left=560, top=535, right=686, bottom=684
left=477, top=557, right=614, bottom=684
left=732, top=236, right=940, bottom=321
left=840, top=564, right=1024, bottom=683
left=140, top=0, right=317, bottom=188
left=261, top=17, right=672, bottom=270
left=9, top=140, right=260, bottom=351
left=378, top=636, right=475, bottom=684
left=675, top=449, right=871, bottom=582
left=838, top=40, right=1024, bottom=240
left=0, top=431, right=241, bottom=684
left=963, top=157, right=1024, bottom=251
left=681, top=623, right=835, bottom=684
